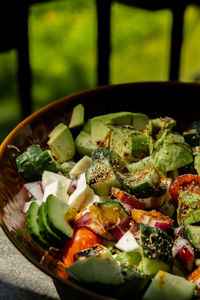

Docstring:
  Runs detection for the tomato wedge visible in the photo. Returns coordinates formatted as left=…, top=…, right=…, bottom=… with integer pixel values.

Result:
left=62, top=227, right=101, bottom=268
left=170, top=174, right=200, bottom=201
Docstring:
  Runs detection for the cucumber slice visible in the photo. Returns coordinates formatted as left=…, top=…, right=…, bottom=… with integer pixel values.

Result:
left=16, top=151, right=39, bottom=181
left=122, top=167, right=160, bottom=198
left=37, top=202, right=62, bottom=243
left=25, top=202, right=50, bottom=246
left=86, top=157, right=120, bottom=196
left=184, top=224, right=200, bottom=249
left=143, top=270, right=196, bottom=300
left=46, top=194, right=75, bottom=239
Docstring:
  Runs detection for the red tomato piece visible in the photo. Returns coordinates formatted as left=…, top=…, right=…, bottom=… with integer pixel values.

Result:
left=62, top=227, right=101, bottom=268
left=170, top=174, right=200, bottom=201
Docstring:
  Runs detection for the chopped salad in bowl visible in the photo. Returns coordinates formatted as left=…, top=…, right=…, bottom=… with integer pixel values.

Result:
left=6, top=101, right=200, bottom=300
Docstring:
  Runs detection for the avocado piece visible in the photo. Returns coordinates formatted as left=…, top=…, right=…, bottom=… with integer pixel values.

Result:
left=184, top=225, right=200, bottom=249
left=67, top=255, right=124, bottom=285
left=121, top=167, right=161, bottom=198
left=48, top=123, right=75, bottom=163
left=127, top=156, right=154, bottom=173
left=143, top=270, right=196, bottom=300
left=46, top=194, right=75, bottom=238
left=140, top=223, right=173, bottom=276
left=37, top=202, right=62, bottom=243
left=90, top=112, right=134, bottom=148
left=132, top=113, right=149, bottom=131
left=69, top=103, right=84, bottom=129
left=154, top=133, right=193, bottom=172
left=86, top=156, right=121, bottom=196
left=110, top=126, right=149, bottom=163
left=177, top=190, right=200, bottom=226
left=75, top=119, right=98, bottom=156
left=25, top=202, right=50, bottom=247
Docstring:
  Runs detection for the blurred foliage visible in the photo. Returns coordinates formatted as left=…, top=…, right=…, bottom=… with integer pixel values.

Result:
left=0, top=1, right=200, bottom=142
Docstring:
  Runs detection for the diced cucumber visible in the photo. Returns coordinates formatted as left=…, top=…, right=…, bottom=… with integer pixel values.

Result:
left=16, top=144, right=60, bottom=181
left=25, top=202, right=50, bottom=246
left=86, top=157, right=120, bottom=196
left=140, top=223, right=173, bottom=275
left=143, top=270, right=196, bottom=300
left=46, top=194, right=75, bottom=238
left=122, top=167, right=160, bottom=198
left=184, top=224, right=200, bottom=249
left=37, top=202, right=62, bottom=243
left=67, top=255, right=124, bottom=285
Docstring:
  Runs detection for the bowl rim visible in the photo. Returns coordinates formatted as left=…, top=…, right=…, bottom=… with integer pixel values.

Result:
left=1, top=80, right=200, bottom=299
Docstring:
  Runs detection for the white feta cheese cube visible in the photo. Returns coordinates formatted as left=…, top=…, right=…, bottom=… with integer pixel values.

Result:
left=115, top=231, right=140, bottom=252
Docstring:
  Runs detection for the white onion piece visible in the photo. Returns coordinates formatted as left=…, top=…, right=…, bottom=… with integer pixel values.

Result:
left=24, top=181, right=43, bottom=204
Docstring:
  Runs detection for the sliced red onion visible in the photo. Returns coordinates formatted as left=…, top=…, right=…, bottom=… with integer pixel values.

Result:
left=75, top=212, right=91, bottom=228
left=149, top=220, right=172, bottom=231
left=24, top=181, right=43, bottom=204
left=172, top=237, right=192, bottom=258
left=172, top=237, right=195, bottom=271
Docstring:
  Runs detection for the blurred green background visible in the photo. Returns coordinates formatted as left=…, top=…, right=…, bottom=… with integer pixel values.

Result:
left=1, top=1, right=200, bottom=142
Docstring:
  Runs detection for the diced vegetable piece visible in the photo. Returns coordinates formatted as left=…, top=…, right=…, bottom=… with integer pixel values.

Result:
left=188, top=266, right=200, bottom=289
left=46, top=194, right=76, bottom=239
left=183, top=128, right=200, bottom=147
left=172, top=237, right=195, bottom=272
left=143, top=270, right=196, bottom=300
left=177, top=190, right=200, bottom=226
left=115, top=231, right=141, bottom=253
left=68, top=173, right=94, bottom=210
left=140, top=223, right=173, bottom=275
left=48, top=123, right=75, bottom=162
left=170, top=174, right=200, bottom=202
left=25, top=202, right=49, bottom=246
left=69, top=155, right=91, bottom=179
left=184, top=225, right=200, bottom=249
left=121, top=167, right=161, bottom=198
left=110, top=187, right=145, bottom=211
left=127, top=156, right=154, bottom=173
left=86, top=156, right=120, bottom=196
left=115, top=250, right=141, bottom=267
left=131, top=209, right=173, bottom=230
left=62, top=227, right=101, bottom=267
left=67, top=255, right=124, bottom=285
left=69, top=103, right=84, bottom=128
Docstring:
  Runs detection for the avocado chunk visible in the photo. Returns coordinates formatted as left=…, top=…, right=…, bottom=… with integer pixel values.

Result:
left=184, top=225, right=200, bottom=249
left=25, top=201, right=50, bottom=247
left=69, top=103, right=84, bottom=129
left=194, top=151, right=200, bottom=175
left=46, top=194, right=75, bottom=238
left=90, top=112, right=134, bottom=148
left=140, top=223, right=173, bottom=276
left=177, top=190, right=200, bottom=226
left=110, top=126, right=149, bottom=163
left=67, top=255, right=124, bottom=285
left=121, top=167, right=161, bottom=198
left=75, top=119, right=98, bottom=156
left=132, top=113, right=149, bottom=131
left=154, top=133, right=193, bottom=172
left=127, top=156, right=154, bottom=173
left=143, top=270, right=196, bottom=300
left=48, top=123, right=75, bottom=163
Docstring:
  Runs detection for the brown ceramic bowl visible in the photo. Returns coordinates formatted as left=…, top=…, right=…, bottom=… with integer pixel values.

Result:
left=0, top=82, right=200, bottom=300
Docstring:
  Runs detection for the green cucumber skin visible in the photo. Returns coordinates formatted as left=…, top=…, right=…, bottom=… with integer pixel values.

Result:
left=25, top=202, right=50, bottom=247
left=37, top=202, right=62, bottom=243
left=46, top=195, right=74, bottom=239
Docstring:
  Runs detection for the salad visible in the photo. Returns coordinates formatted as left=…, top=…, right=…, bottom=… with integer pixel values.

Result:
left=12, top=104, right=200, bottom=299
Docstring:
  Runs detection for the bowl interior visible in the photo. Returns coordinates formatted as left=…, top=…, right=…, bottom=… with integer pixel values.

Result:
left=0, top=82, right=200, bottom=299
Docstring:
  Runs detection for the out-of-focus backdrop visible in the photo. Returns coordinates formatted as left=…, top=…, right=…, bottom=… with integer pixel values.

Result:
left=1, top=0, right=200, bottom=142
